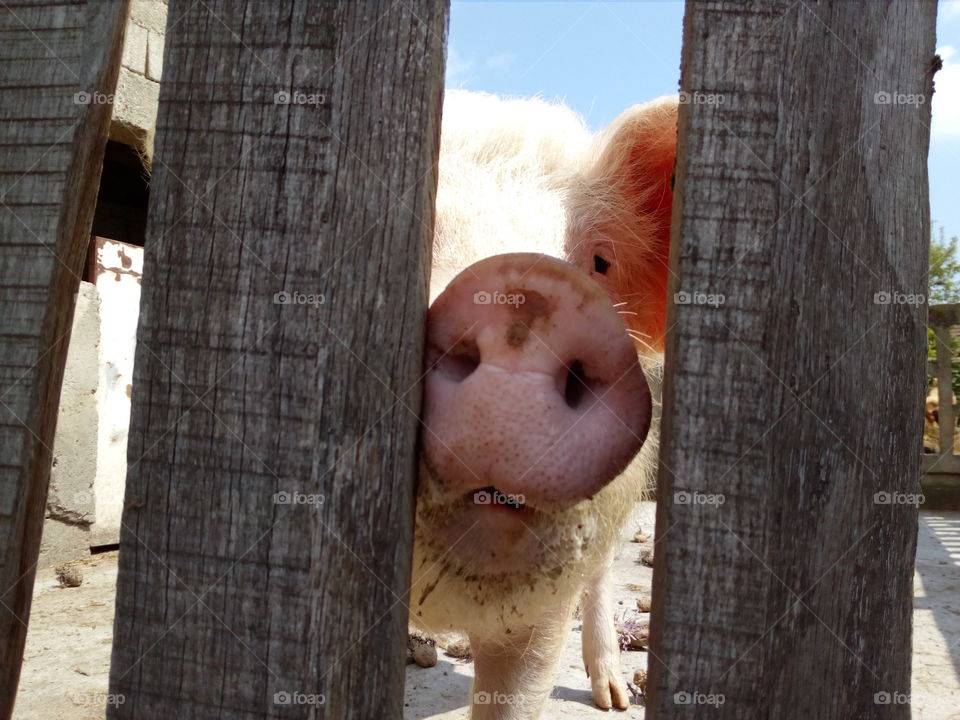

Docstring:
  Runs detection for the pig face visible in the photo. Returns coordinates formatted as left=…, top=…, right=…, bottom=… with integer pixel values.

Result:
left=412, top=93, right=676, bottom=641
left=566, top=97, right=678, bottom=354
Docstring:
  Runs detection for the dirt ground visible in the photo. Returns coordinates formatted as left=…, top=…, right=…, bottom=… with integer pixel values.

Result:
left=13, top=504, right=960, bottom=719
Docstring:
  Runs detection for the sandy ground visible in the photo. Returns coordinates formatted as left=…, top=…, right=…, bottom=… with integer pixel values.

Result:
left=912, top=512, right=960, bottom=720
left=12, top=504, right=960, bottom=720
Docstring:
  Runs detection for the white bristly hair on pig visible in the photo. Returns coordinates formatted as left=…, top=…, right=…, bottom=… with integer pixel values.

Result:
left=430, top=91, right=593, bottom=303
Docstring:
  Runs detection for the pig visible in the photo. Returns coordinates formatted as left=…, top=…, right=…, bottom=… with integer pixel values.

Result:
left=564, top=95, right=678, bottom=355
left=410, top=90, right=678, bottom=719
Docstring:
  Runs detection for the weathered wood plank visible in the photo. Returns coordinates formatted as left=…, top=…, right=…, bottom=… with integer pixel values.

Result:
left=107, top=2, right=447, bottom=717
left=934, top=325, right=954, bottom=455
left=0, top=1, right=128, bottom=714
left=649, top=1, right=936, bottom=718
left=927, top=302, right=960, bottom=328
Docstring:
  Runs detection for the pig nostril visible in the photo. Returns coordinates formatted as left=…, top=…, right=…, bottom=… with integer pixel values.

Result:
left=564, top=360, right=590, bottom=409
left=435, top=342, right=481, bottom=382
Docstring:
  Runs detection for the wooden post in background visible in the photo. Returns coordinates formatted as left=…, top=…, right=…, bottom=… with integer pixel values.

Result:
left=0, top=2, right=128, bottom=715
left=107, top=2, right=447, bottom=717
left=649, top=1, right=936, bottom=717
left=934, top=323, right=954, bottom=455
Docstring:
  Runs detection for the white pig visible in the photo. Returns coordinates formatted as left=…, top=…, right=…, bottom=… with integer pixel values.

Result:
left=411, top=90, right=677, bottom=719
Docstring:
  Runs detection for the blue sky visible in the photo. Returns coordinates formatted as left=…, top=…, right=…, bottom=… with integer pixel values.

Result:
left=447, top=0, right=960, bottom=243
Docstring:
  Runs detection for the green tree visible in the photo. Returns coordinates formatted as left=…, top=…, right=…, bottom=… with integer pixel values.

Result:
left=928, top=225, right=960, bottom=394
left=929, top=225, right=960, bottom=305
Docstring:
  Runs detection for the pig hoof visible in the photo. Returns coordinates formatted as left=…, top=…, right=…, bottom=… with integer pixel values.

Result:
left=590, top=669, right=630, bottom=710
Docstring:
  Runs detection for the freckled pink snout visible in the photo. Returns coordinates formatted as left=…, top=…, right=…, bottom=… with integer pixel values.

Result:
left=422, top=253, right=651, bottom=509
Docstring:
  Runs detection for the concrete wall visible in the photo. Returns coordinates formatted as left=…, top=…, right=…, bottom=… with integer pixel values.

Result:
left=43, top=241, right=144, bottom=564
left=43, top=284, right=109, bottom=563
left=94, top=240, right=143, bottom=530
left=110, top=0, right=168, bottom=159
left=47, top=283, right=100, bottom=527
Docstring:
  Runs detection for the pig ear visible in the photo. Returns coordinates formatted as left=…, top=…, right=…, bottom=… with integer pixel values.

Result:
left=577, top=96, right=678, bottom=353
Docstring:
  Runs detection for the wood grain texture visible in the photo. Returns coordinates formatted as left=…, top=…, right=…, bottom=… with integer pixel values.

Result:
left=0, top=1, right=128, bottom=714
left=649, top=2, right=936, bottom=718
left=106, top=2, right=447, bottom=718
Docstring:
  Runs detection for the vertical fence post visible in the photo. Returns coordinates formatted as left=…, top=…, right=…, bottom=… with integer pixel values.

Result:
left=0, top=2, right=128, bottom=714
left=649, top=1, right=936, bottom=717
left=107, top=2, right=448, bottom=717
left=934, top=324, right=954, bottom=455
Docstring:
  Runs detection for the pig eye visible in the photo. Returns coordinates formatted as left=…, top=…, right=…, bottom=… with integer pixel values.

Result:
left=593, top=255, right=611, bottom=275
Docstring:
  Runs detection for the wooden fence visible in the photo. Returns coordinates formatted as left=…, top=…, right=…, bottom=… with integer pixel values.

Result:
left=0, top=1, right=937, bottom=719
left=0, top=1, right=129, bottom=713
left=650, top=1, right=935, bottom=717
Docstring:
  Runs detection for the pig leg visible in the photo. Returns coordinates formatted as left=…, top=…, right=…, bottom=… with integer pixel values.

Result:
left=581, top=554, right=630, bottom=710
left=469, top=599, right=576, bottom=720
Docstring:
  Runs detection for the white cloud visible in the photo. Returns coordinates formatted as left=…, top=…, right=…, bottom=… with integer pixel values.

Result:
left=485, top=51, right=516, bottom=72
left=940, top=1, right=960, bottom=23
left=933, top=45, right=960, bottom=138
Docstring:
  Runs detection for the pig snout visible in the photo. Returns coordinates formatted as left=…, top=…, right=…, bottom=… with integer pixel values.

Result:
left=422, top=252, right=651, bottom=511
